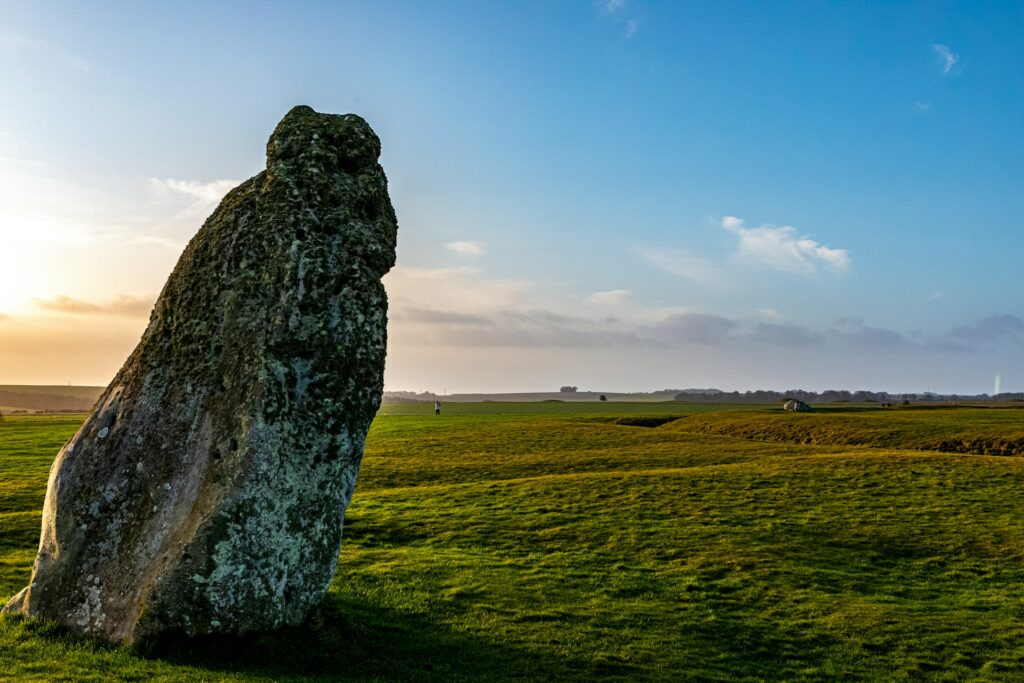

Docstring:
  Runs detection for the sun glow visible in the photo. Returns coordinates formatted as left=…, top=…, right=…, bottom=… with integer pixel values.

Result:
left=0, top=215, right=91, bottom=315
left=0, top=238, right=45, bottom=315
left=0, top=162, right=97, bottom=316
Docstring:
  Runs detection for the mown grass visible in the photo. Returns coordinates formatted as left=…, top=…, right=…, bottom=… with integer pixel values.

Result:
left=2, top=404, right=1024, bottom=680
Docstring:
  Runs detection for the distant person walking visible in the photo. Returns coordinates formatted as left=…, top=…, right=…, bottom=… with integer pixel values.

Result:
left=434, top=400, right=441, bottom=416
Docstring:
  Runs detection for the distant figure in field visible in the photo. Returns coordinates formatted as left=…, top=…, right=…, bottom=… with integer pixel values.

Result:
left=434, top=400, right=441, bottom=415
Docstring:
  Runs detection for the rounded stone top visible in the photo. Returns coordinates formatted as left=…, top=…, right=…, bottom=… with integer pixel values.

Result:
left=266, top=105, right=382, bottom=172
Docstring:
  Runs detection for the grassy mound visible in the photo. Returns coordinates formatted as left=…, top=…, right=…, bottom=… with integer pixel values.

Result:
left=671, top=406, right=1024, bottom=455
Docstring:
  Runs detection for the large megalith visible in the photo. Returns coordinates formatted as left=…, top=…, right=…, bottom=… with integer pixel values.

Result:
left=2, top=106, right=398, bottom=645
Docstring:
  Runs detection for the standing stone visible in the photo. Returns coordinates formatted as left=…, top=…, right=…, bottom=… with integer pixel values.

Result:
left=2, top=106, right=398, bottom=645
left=783, top=399, right=813, bottom=413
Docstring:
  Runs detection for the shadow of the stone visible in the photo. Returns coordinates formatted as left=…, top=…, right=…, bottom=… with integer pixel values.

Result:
left=140, top=594, right=603, bottom=681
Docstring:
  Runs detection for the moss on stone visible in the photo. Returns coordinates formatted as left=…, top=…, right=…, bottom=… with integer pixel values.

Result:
left=2, top=106, right=397, bottom=645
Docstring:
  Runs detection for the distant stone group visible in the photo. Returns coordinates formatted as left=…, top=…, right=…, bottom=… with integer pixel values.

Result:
left=2, top=106, right=398, bottom=645
left=783, top=398, right=813, bottom=413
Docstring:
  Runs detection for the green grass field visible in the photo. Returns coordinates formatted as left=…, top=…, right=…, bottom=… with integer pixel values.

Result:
left=2, top=403, right=1024, bottom=680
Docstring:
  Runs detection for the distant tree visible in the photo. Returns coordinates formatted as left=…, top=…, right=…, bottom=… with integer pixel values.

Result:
left=599, top=395, right=607, bottom=402
left=559, top=386, right=578, bottom=393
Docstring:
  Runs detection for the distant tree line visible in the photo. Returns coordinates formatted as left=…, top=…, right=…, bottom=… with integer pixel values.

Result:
left=673, top=389, right=1024, bottom=404
left=380, top=388, right=1024, bottom=405
left=0, top=390, right=96, bottom=412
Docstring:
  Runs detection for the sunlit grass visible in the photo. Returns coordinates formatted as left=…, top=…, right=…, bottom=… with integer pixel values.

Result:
left=2, top=405, right=1023, bottom=680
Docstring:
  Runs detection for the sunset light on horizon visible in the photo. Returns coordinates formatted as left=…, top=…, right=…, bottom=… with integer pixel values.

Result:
left=1, top=1, right=1021, bottom=394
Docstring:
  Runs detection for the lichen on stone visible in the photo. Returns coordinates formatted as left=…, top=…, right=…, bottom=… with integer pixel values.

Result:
left=1, top=105, right=397, bottom=646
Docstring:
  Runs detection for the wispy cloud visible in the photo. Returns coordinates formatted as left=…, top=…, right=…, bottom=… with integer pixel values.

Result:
left=639, top=247, right=725, bottom=284
left=947, top=315, right=1024, bottom=346
left=598, top=0, right=639, bottom=40
left=33, top=294, right=154, bottom=318
left=0, top=171, right=235, bottom=258
left=753, top=322, right=822, bottom=348
left=390, top=289, right=1024, bottom=354
left=652, top=313, right=737, bottom=346
left=148, top=177, right=238, bottom=204
left=932, top=43, right=959, bottom=76
left=0, top=33, right=94, bottom=73
left=145, top=177, right=239, bottom=247
left=444, top=240, right=485, bottom=257
left=384, top=265, right=528, bottom=319
left=585, top=289, right=631, bottom=304
left=722, top=216, right=849, bottom=274
left=384, top=265, right=636, bottom=348
left=398, top=308, right=493, bottom=326
left=643, top=216, right=847, bottom=283
left=0, top=155, right=55, bottom=169
left=386, top=257, right=1017, bottom=356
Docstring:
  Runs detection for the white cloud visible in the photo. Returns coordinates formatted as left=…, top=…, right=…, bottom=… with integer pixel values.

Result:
left=625, top=19, right=638, bottom=38
left=639, top=247, right=724, bottom=284
left=585, top=289, right=631, bottom=304
left=148, top=177, right=238, bottom=204
left=604, top=0, right=626, bottom=13
left=721, top=215, right=743, bottom=231
left=722, top=216, right=849, bottom=274
left=757, top=307, right=782, bottom=320
left=933, top=44, right=959, bottom=76
left=444, top=240, right=484, bottom=257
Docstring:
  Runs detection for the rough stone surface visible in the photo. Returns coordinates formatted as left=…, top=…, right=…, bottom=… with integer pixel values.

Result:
left=783, top=399, right=813, bottom=413
left=2, top=106, right=397, bottom=645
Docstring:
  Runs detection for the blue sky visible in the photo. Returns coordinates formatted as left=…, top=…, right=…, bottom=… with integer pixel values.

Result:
left=0, top=1, right=1021, bottom=393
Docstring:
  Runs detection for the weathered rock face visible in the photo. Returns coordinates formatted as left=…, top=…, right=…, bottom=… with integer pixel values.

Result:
left=783, top=399, right=813, bottom=413
left=2, top=106, right=397, bottom=645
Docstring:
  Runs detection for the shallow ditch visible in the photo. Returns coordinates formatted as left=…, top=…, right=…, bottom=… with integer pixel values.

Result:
left=586, top=416, right=685, bottom=428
